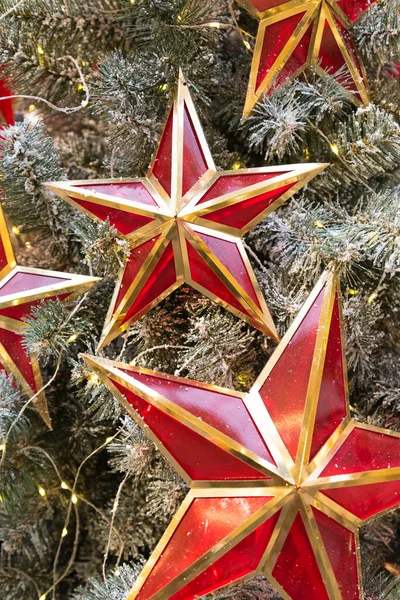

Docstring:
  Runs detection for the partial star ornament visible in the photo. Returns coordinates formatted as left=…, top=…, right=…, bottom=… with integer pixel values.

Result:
left=46, top=73, right=326, bottom=349
left=236, top=0, right=375, bottom=117
left=0, top=207, right=99, bottom=428
left=83, top=268, right=400, bottom=600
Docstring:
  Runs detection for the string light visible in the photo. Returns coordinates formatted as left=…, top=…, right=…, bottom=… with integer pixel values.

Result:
left=67, top=334, right=78, bottom=343
left=25, top=241, right=31, bottom=248
left=38, top=486, right=46, bottom=497
left=37, top=44, right=44, bottom=55
left=71, top=494, right=78, bottom=504
left=81, top=60, right=87, bottom=67
left=105, top=436, right=114, bottom=444
left=114, top=567, right=121, bottom=576
left=81, top=99, right=89, bottom=107
left=304, top=147, right=310, bottom=160
left=11, top=225, right=20, bottom=235
left=208, top=22, right=221, bottom=28
left=368, top=291, right=378, bottom=304
left=0, top=444, right=5, bottom=452
left=348, top=289, right=359, bottom=295
left=314, top=220, right=325, bottom=230
left=77, top=83, right=85, bottom=91
left=330, top=143, right=339, bottom=155
left=28, top=104, right=36, bottom=112
left=61, top=481, right=69, bottom=490
left=232, top=161, right=241, bottom=170
left=243, top=40, right=251, bottom=51
left=62, top=527, right=68, bottom=537
left=39, top=595, right=46, bottom=600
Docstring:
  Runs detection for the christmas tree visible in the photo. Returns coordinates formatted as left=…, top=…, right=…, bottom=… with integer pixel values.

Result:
left=0, top=1, right=399, bottom=599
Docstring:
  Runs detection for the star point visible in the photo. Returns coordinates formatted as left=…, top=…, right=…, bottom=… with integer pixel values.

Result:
left=47, top=75, right=326, bottom=348
left=83, top=267, right=400, bottom=600
left=0, top=207, right=100, bottom=428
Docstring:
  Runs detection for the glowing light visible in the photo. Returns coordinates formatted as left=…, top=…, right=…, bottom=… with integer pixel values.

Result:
left=38, top=486, right=46, bottom=497
left=77, top=83, right=85, bottom=91
left=177, top=14, right=182, bottom=21
left=81, top=60, right=87, bottom=67
left=25, top=241, right=31, bottom=248
left=368, top=291, right=378, bottom=304
left=115, top=568, right=121, bottom=576
left=81, top=99, right=89, bottom=107
left=88, top=373, right=100, bottom=385
left=304, top=147, right=310, bottom=160
left=62, top=528, right=68, bottom=537
left=37, top=45, right=44, bottom=55
left=106, top=436, right=114, bottom=444
left=314, top=220, right=325, bottom=230
left=0, top=444, right=4, bottom=452
left=243, top=40, right=251, bottom=51
left=12, top=225, right=20, bottom=235
left=67, top=334, right=78, bottom=343
left=347, top=289, right=359, bottom=295
left=158, top=83, right=168, bottom=92
left=232, top=162, right=241, bottom=170
left=61, top=481, right=69, bottom=490
left=330, top=143, right=339, bottom=155
left=208, top=22, right=221, bottom=28
left=71, top=494, right=78, bottom=504
left=28, top=104, right=36, bottom=112
left=39, top=595, right=47, bottom=600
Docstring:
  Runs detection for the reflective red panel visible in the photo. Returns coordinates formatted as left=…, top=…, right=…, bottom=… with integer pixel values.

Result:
left=182, top=104, right=209, bottom=197
left=246, top=0, right=288, bottom=10
left=260, top=286, right=325, bottom=460
left=0, top=77, right=14, bottom=126
left=124, top=370, right=276, bottom=466
left=0, top=328, right=37, bottom=391
left=121, top=241, right=178, bottom=325
left=137, top=496, right=272, bottom=600
left=256, top=12, right=307, bottom=91
left=114, top=235, right=161, bottom=309
left=272, top=23, right=313, bottom=90
left=322, top=481, right=400, bottom=520
left=196, top=172, right=288, bottom=205
left=202, top=183, right=294, bottom=231
left=0, top=294, right=69, bottom=322
left=272, top=512, right=330, bottom=600
left=336, top=0, right=375, bottom=22
left=310, top=295, right=347, bottom=461
left=0, top=237, right=7, bottom=273
left=321, top=427, right=400, bottom=476
left=0, top=272, right=67, bottom=298
left=70, top=196, right=156, bottom=237
left=186, top=240, right=254, bottom=320
left=171, top=509, right=281, bottom=600
left=76, top=181, right=158, bottom=206
left=151, top=106, right=174, bottom=197
left=313, top=508, right=360, bottom=600
left=111, top=379, right=268, bottom=480
left=194, top=230, right=261, bottom=309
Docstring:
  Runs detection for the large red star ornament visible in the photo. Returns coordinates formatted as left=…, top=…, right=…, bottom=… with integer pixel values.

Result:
left=83, top=268, right=400, bottom=600
left=0, top=207, right=99, bottom=428
left=236, top=0, right=375, bottom=117
left=46, top=73, right=326, bottom=349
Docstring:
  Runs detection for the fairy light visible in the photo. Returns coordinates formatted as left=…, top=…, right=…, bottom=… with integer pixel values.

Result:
left=114, top=567, right=121, bottom=576
left=38, top=486, right=46, bottom=497
left=28, top=104, right=36, bottom=112
left=157, top=83, right=169, bottom=92
left=25, top=241, right=31, bottom=248
left=81, top=60, right=87, bottom=67
left=0, top=444, right=4, bottom=452
left=243, top=40, right=251, bottom=51
left=37, top=44, right=44, bottom=55
left=330, top=143, right=339, bottom=155
left=71, top=494, right=78, bottom=504
left=62, top=527, right=68, bottom=537
left=232, top=161, right=241, bottom=170
left=304, top=147, right=310, bottom=160
left=208, top=22, right=221, bottom=28
left=61, top=481, right=69, bottom=490
left=39, top=595, right=46, bottom=600
left=81, top=99, right=89, bottom=107
left=368, top=291, right=378, bottom=304
left=314, top=220, right=325, bottom=230
left=67, top=334, right=78, bottom=343
left=77, top=83, right=85, bottom=91
left=106, top=436, right=114, bottom=444
left=348, top=289, right=359, bottom=295
left=11, top=225, right=20, bottom=235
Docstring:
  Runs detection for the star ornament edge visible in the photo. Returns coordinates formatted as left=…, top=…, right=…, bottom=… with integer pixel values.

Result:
left=45, top=73, right=328, bottom=350
left=0, top=206, right=100, bottom=428
left=81, top=268, right=400, bottom=600
left=236, top=0, right=372, bottom=118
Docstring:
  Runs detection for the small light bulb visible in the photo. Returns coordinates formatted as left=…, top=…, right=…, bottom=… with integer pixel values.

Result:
left=77, top=83, right=85, bottom=91
left=347, top=289, right=359, bottom=295
left=0, top=444, right=5, bottom=452
left=81, top=99, right=89, bottom=107
left=25, top=241, right=31, bottom=248
left=106, top=436, right=114, bottom=444
left=330, top=143, right=339, bottom=155
left=39, top=595, right=46, bottom=600
left=38, top=486, right=46, bottom=497
left=208, top=22, right=221, bottom=28
left=12, top=225, right=20, bottom=235
left=232, top=162, right=241, bottom=170
left=61, top=481, right=69, bottom=490
left=67, top=334, right=78, bottom=343
left=314, top=220, right=325, bottom=230
left=81, top=60, right=87, bottom=67
left=62, top=528, right=68, bottom=537
left=28, top=104, right=36, bottom=112
left=368, top=291, right=378, bottom=304
left=115, top=567, right=121, bottom=576
left=37, top=45, right=44, bottom=55
left=71, top=494, right=78, bottom=504
left=243, top=40, right=251, bottom=51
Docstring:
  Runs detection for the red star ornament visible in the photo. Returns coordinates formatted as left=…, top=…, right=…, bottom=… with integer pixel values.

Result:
left=236, top=0, right=375, bottom=117
left=83, top=268, right=400, bottom=600
left=46, top=73, right=327, bottom=349
left=0, top=207, right=99, bottom=428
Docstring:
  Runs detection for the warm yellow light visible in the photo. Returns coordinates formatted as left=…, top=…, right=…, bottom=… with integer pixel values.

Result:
left=81, top=99, right=89, bottom=107
left=71, top=494, right=78, bottom=504
left=37, top=45, right=44, bottom=55
left=115, top=567, right=121, bottom=576
left=304, top=147, right=310, bottom=160
left=243, top=40, right=251, bottom=51
left=81, top=60, right=87, bottom=67
left=25, top=241, right=31, bottom=248
left=28, top=104, right=36, bottom=112
left=314, top=220, right=325, bottom=230
left=208, top=22, right=221, bottom=28
left=158, top=83, right=168, bottom=92
left=232, top=162, right=241, bottom=170
left=330, top=143, right=339, bottom=155
left=38, top=486, right=46, bottom=497
left=368, top=291, right=378, bottom=304
left=61, top=481, right=69, bottom=490
left=39, top=595, right=46, bottom=600
left=0, top=444, right=5, bottom=452
left=67, top=334, right=78, bottom=343
left=62, top=528, right=68, bottom=537
left=348, top=289, right=359, bottom=295
left=106, top=436, right=114, bottom=444
left=77, top=83, right=85, bottom=91
left=12, top=225, right=20, bottom=235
